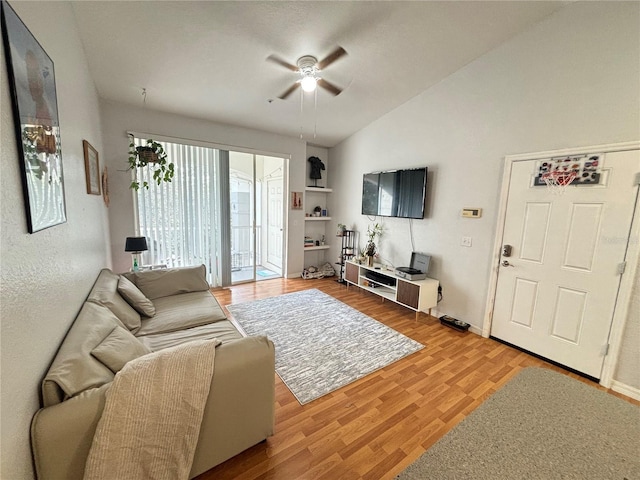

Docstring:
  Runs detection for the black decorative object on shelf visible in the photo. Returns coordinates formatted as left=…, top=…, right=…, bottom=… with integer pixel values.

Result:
left=308, top=156, right=325, bottom=187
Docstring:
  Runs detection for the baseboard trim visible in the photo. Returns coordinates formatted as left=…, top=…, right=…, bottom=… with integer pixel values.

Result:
left=610, top=380, right=640, bottom=401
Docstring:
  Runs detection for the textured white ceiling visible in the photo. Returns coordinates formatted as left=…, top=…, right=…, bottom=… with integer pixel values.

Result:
left=71, top=1, right=567, bottom=147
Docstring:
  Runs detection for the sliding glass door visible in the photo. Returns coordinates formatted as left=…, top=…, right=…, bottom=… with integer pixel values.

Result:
left=133, top=136, right=286, bottom=286
left=229, top=152, right=285, bottom=284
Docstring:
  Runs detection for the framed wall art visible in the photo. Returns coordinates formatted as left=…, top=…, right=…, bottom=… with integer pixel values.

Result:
left=291, top=191, right=302, bottom=210
left=83, top=140, right=100, bottom=195
left=1, top=0, right=67, bottom=233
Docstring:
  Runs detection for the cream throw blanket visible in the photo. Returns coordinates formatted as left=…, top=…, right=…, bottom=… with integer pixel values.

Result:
left=84, top=338, right=221, bottom=480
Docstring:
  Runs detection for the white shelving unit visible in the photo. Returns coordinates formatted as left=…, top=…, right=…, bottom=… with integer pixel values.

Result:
left=304, top=187, right=332, bottom=266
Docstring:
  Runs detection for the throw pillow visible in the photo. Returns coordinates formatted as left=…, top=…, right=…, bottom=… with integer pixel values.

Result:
left=91, top=326, right=151, bottom=373
left=88, top=269, right=142, bottom=333
left=118, top=276, right=156, bottom=317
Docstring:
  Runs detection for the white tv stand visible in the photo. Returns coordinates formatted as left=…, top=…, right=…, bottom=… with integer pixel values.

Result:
left=344, top=260, right=439, bottom=320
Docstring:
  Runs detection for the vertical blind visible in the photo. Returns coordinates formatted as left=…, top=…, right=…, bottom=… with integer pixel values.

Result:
left=134, top=138, right=223, bottom=286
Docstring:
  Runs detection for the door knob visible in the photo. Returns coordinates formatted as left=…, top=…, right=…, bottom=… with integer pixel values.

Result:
left=501, top=260, right=514, bottom=267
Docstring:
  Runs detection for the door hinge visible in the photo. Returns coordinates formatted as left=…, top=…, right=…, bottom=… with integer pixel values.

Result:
left=617, top=261, right=627, bottom=275
left=635, top=172, right=640, bottom=186
left=601, top=344, right=610, bottom=356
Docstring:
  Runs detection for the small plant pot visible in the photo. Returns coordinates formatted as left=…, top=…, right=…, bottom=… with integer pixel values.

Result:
left=136, top=146, right=159, bottom=163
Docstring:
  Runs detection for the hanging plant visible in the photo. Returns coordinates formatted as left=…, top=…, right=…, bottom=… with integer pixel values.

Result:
left=128, top=137, right=175, bottom=190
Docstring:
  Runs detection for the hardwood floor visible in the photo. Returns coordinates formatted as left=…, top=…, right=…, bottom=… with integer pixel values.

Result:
left=197, top=277, right=637, bottom=480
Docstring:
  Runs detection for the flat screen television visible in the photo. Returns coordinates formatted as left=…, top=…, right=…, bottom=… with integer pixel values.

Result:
left=362, top=167, right=427, bottom=219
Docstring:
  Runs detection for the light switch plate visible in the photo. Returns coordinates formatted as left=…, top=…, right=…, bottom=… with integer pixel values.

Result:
left=461, top=236, right=472, bottom=247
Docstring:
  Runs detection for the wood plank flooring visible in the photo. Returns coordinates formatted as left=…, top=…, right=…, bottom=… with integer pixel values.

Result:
left=197, top=277, right=637, bottom=480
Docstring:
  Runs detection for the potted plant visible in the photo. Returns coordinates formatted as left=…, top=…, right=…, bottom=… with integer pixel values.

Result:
left=336, top=223, right=346, bottom=236
left=128, top=138, right=175, bottom=190
left=365, top=223, right=383, bottom=266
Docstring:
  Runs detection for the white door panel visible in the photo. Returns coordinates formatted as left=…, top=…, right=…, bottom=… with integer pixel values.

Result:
left=267, top=177, right=284, bottom=270
left=491, top=150, right=639, bottom=378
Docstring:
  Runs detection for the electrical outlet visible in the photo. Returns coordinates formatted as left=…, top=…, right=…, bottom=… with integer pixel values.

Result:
left=461, top=236, right=472, bottom=247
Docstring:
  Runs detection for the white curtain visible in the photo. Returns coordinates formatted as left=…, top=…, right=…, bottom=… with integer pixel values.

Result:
left=134, top=138, right=223, bottom=286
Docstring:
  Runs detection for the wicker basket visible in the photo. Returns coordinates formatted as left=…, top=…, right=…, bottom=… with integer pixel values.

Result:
left=301, top=262, right=336, bottom=280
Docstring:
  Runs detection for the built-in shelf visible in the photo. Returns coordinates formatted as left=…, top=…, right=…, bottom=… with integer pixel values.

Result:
left=304, top=186, right=332, bottom=262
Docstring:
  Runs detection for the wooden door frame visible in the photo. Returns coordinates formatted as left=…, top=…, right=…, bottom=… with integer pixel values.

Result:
left=482, top=141, right=640, bottom=390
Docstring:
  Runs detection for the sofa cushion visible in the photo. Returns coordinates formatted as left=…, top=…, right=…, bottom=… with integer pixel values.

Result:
left=117, top=276, right=156, bottom=317
left=135, top=291, right=227, bottom=337
left=137, top=320, right=243, bottom=351
left=124, top=265, right=209, bottom=300
left=91, top=326, right=152, bottom=373
left=42, top=302, right=126, bottom=407
left=87, top=269, right=141, bottom=333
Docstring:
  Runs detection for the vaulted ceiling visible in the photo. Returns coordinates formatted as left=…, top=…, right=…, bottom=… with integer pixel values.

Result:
left=71, top=1, right=567, bottom=147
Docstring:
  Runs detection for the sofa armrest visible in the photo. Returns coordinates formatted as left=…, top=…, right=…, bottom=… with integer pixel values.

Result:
left=31, top=383, right=110, bottom=480
left=190, top=335, right=276, bottom=478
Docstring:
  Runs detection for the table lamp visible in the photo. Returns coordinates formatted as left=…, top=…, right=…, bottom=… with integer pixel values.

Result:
left=125, top=236, right=148, bottom=272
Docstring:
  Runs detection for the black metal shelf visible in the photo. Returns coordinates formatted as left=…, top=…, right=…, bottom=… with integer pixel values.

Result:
left=336, top=230, right=355, bottom=283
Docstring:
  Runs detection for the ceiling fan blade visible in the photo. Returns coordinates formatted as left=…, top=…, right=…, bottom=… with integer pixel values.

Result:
left=266, top=54, right=299, bottom=72
left=317, top=46, right=347, bottom=70
left=278, top=82, right=301, bottom=100
left=318, top=78, right=342, bottom=96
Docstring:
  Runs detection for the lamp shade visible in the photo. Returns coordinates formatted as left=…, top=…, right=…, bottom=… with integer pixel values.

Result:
left=124, top=236, right=148, bottom=253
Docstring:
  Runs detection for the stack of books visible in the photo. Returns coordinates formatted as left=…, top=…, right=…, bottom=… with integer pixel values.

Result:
left=304, top=236, right=315, bottom=248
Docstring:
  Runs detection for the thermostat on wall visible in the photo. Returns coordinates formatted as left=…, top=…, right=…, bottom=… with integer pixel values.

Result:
left=461, top=208, right=482, bottom=218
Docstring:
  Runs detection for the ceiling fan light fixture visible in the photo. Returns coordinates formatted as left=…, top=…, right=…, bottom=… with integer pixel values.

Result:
left=301, top=75, right=317, bottom=93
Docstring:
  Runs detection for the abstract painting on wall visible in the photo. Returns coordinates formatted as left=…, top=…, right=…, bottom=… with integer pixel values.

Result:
left=1, top=0, right=66, bottom=233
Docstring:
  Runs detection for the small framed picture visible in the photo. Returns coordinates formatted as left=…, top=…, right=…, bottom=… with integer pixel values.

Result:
left=83, top=140, right=100, bottom=195
left=291, top=191, right=303, bottom=210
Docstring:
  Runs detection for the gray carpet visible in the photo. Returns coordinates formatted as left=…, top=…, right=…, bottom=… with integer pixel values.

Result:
left=227, top=288, right=423, bottom=405
left=397, top=367, right=640, bottom=480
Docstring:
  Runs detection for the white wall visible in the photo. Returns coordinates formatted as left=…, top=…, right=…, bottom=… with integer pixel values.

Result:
left=0, top=2, right=110, bottom=478
left=329, top=2, right=639, bottom=385
left=99, top=100, right=307, bottom=278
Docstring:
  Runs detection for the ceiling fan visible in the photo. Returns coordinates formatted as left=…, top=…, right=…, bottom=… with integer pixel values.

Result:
left=267, top=46, right=347, bottom=100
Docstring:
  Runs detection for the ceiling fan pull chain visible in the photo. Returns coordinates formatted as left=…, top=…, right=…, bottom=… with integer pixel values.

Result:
left=313, top=88, right=318, bottom=139
left=299, top=87, right=304, bottom=139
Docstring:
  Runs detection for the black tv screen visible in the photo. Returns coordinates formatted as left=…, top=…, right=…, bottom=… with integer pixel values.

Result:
left=362, top=167, right=427, bottom=219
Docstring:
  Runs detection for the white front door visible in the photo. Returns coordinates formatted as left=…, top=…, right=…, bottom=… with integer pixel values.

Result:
left=266, top=177, right=283, bottom=271
left=491, top=149, right=639, bottom=378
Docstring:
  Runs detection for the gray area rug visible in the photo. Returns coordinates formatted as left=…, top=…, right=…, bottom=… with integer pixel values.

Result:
left=227, top=288, right=423, bottom=405
left=397, top=367, right=640, bottom=480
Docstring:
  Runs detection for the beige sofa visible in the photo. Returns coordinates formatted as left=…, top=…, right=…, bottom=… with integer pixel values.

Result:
left=31, top=265, right=275, bottom=479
